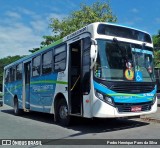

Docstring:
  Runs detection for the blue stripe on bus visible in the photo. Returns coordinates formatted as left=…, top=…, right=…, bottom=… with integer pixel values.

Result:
left=30, top=73, right=58, bottom=112
left=4, top=73, right=64, bottom=113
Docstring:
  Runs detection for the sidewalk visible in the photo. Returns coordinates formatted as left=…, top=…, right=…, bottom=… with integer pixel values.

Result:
left=140, top=97, right=160, bottom=123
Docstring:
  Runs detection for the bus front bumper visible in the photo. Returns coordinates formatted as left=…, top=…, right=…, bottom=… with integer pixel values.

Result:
left=92, top=97, right=157, bottom=118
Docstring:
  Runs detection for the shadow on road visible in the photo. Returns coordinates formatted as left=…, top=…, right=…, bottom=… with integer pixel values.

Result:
left=1, top=108, right=149, bottom=135
left=66, top=117, right=149, bottom=136
left=1, top=109, right=55, bottom=124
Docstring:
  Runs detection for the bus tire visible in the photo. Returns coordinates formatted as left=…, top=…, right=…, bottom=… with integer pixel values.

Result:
left=56, top=99, right=71, bottom=126
left=13, top=98, right=22, bottom=116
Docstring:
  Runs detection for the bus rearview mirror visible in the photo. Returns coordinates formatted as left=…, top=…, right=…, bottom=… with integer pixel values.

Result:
left=90, top=45, right=96, bottom=59
left=90, top=39, right=98, bottom=69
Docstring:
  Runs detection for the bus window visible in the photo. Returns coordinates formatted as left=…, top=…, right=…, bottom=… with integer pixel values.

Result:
left=9, top=67, right=15, bottom=82
left=12, top=67, right=16, bottom=81
left=5, top=69, right=9, bottom=83
left=54, top=45, right=66, bottom=71
left=42, top=50, right=52, bottom=74
left=32, top=55, right=41, bottom=77
left=16, top=63, right=22, bottom=80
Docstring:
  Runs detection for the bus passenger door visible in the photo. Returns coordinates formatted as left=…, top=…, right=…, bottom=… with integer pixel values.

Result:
left=69, top=40, right=82, bottom=115
left=24, top=61, right=31, bottom=110
left=69, top=37, right=91, bottom=115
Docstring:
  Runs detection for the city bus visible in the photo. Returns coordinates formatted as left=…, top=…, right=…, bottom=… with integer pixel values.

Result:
left=3, top=22, right=157, bottom=126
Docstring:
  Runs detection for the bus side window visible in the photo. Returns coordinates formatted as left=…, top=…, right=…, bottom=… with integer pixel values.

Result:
left=32, top=55, right=41, bottom=77
left=16, top=63, right=22, bottom=80
left=5, top=69, right=9, bottom=83
left=9, top=67, right=15, bottom=82
left=54, top=44, right=66, bottom=72
left=42, top=50, right=52, bottom=74
left=12, top=67, right=16, bottom=82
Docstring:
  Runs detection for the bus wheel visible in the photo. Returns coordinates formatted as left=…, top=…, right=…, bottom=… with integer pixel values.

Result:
left=14, top=98, right=22, bottom=116
left=56, top=99, right=70, bottom=126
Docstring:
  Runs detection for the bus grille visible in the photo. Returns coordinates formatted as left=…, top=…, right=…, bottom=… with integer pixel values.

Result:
left=115, top=102, right=152, bottom=113
left=110, top=84, right=155, bottom=93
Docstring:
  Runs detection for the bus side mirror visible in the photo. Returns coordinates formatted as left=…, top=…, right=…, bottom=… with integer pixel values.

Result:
left=90, top=39, right=98, bottom=69
left=90, top=45, right=97, bottom=59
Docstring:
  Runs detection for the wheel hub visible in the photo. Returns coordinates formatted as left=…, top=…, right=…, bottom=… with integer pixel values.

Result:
left=59, top=105, right=68, bottom=119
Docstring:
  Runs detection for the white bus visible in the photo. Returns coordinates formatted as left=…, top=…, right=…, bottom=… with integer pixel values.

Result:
left=3, top=22, right=157, bottom=126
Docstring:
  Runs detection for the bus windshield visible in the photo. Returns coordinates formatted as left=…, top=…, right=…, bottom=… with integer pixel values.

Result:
left=95, top=39, right=155, bottom=82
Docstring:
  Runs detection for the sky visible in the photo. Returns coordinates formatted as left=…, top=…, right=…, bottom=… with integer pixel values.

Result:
left=0, top=0, right=160, bottom=59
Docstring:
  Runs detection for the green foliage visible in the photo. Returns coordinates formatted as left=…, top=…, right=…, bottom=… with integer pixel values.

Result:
left=29, top=36, right=56, bottom=53
left=153, top=30, right=160, bottom=49
left=0, top=55, right=25, bottom=89
left=41, top=36, right=56, bottom=46
left=153, top=30, right=160, bottom=67
left=50, top=1, right=117, bottom=41
left=29, top=47, right=41, bottom=53
left=154, top=50, right=160, bottom=67
left=29, top=1, right=117, bottom=53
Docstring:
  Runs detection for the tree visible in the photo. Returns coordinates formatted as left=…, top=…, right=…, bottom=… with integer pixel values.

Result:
left=153, top=30, right=160, bottom=49
left=29, top=47, right=41, bottom=53
left=0, top=55, right=25, bottom=90
left=29, top=1, right=117, bottom=53
left=153, top=30, right=160, bottom=67
left=154, top=50, right=160, bottom=67
left=50, top=1, right=117, bottom=40
left=41, top=36, right=56, bottom=46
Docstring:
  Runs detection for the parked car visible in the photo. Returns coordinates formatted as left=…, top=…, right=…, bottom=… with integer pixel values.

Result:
left=0, top=91, right=3, bottom=107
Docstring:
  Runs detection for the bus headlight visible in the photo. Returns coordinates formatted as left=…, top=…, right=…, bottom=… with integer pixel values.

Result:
left=104, top=96, right=113, bottom=105
left=95, top=90, right=114, bottom=106
left=96, top=91, right=104, bottom=100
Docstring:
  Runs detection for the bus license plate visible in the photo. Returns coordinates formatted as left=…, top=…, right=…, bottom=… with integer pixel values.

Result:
left=131, top=106, right=142, bottom=112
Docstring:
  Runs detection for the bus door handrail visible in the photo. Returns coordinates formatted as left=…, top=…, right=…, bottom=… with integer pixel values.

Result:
left=70, top=75, right=80, bottom=91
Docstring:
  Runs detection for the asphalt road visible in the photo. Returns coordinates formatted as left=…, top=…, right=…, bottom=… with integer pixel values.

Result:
left=0, top=105, right=160, bottom=147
